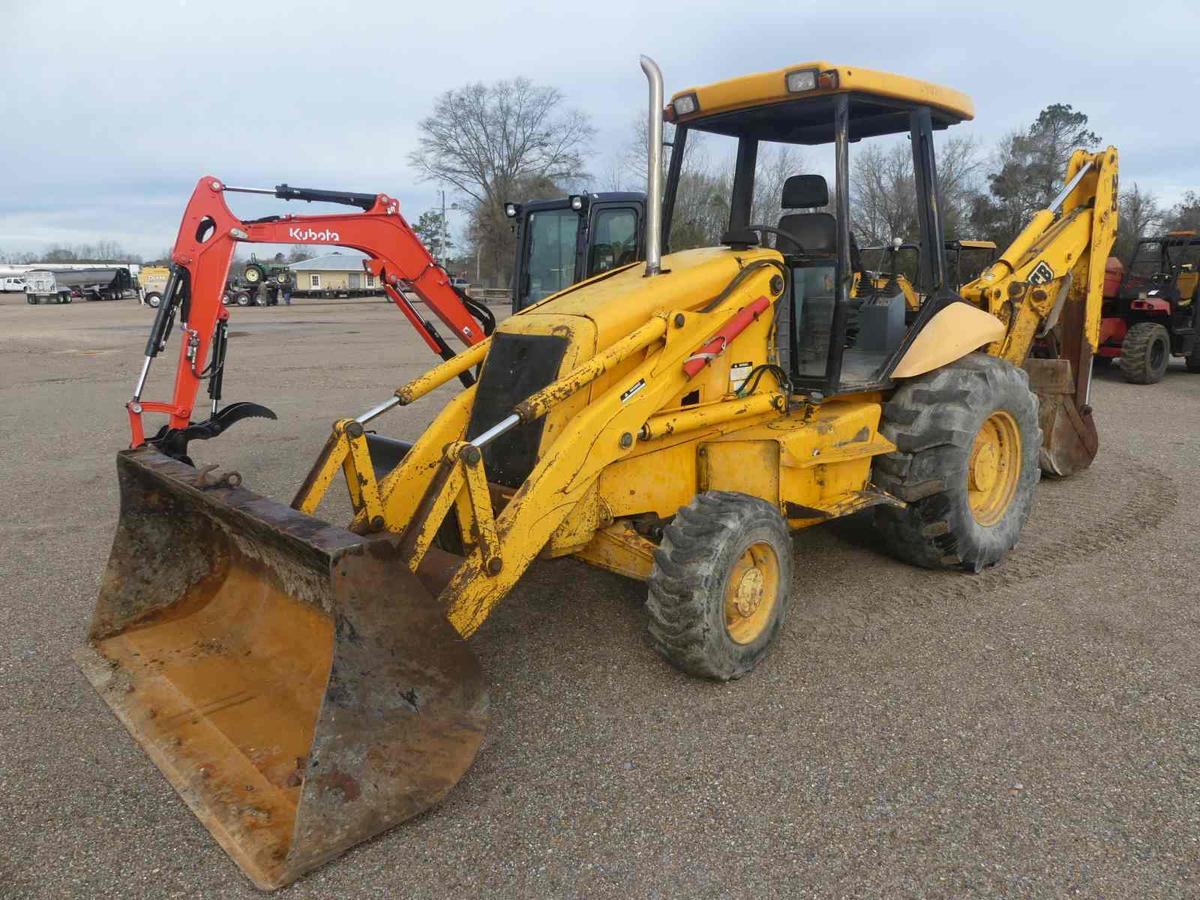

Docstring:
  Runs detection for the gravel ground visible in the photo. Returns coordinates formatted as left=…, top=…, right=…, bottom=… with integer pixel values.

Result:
left=0, top=294, right=1197, bottom=898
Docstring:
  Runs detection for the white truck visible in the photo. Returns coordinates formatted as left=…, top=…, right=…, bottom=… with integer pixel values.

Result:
left=22, top=271, right=68, bottom=304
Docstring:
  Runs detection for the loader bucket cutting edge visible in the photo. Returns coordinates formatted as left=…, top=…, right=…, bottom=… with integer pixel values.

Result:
left=74, top=448, right=488, bottom=890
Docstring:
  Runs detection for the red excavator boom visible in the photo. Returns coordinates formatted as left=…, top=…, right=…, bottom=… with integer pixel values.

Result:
left=127, top=176, right=494, bottom=457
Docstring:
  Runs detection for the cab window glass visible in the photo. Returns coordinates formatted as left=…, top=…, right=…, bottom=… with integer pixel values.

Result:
left=587, top=208, right=638, bottom=276
left=524, top=209, right=579, bottom=303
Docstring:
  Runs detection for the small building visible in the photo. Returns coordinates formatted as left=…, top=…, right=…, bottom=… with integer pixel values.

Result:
left=289, top=253, right=381, bottom=297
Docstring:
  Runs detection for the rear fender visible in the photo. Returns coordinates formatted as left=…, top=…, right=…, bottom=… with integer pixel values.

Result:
left=891, top=303, right=1006, bottom=379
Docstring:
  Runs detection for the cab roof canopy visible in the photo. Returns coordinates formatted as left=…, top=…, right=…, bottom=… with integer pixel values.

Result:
left=668, top=62, right=974, bottom=145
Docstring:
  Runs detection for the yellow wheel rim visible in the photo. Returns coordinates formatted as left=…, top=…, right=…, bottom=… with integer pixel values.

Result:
left=724, top=541, right=781, bottom=645
left=968, top=410, right=1021, bottom=526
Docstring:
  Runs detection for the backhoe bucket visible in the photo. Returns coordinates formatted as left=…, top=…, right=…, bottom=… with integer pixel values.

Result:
left=74, top=448, right=487, bottom=890
left=1024, top=293, right=1100, bottom=478
left=1025, top=357, right=1098, bottom=477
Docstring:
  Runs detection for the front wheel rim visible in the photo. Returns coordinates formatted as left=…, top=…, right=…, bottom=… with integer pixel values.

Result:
left=723, top=541, right=780, bottom=644
left=968, top=410, right=1022, bottom=526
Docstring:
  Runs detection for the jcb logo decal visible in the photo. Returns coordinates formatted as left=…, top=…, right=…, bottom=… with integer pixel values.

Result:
left=1029, top=261, right=1055, bottom=285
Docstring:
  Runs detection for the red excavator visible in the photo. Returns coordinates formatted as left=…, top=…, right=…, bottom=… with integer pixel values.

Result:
left=127, top=177, right=495, bottom=460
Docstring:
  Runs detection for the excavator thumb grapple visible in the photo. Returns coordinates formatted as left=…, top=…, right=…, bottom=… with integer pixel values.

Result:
left=74, top=449, right=487, bottom=890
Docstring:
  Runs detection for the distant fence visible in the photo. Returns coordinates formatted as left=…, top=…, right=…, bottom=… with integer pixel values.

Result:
left=468, top=287, right=511, bottom=304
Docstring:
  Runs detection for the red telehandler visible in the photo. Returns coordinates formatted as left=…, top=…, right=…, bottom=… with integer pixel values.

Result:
left=128, top=176, right=495, bottom=461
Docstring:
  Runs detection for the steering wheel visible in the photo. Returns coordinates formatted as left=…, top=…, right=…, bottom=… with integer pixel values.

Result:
left=743, top=224, right=806, bottom=254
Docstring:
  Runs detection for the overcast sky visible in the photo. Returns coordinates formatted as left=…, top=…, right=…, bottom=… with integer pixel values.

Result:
left=2, top=0, right=1197, bottom=258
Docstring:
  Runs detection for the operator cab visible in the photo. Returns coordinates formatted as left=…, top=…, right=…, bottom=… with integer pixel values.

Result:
left=507, top=192, right=645, bottom=312
left=1119, top=231, right=1200, bottom=305
left=663, top=63, right=974, bottom=397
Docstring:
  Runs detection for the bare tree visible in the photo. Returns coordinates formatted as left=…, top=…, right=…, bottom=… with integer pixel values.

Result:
left=751, top=144, right=807, bottom=229
left=851, top=136, right=981, bottom=246
left=937, top=136, right=984, bottom=239
left=409, top=78, right=594, bottom=286
left=1165, top=190, right=1200, bottom=233
left=616, top=119, right=811, bottom=251
left=851, top=142, right=915, bottom=245
left=1115, top=183, right=1164, bottom=261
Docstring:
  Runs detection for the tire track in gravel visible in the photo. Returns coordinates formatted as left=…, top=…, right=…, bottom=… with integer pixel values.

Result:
left=788, top=457, right=1179, bottom=644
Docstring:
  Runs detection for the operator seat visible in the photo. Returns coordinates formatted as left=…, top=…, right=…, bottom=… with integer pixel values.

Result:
left=775, top=175, right=834, bottom=256
left=774, top=175, right=839, bottom=378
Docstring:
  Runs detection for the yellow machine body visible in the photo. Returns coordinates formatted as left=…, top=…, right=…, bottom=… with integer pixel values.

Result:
left=78, top=57, right=1119, bottom=891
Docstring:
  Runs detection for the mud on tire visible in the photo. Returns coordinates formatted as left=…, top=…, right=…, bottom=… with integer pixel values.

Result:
left=872, top=353, right=1041, bottom=573
left=646, top=491, right=792, bottom=681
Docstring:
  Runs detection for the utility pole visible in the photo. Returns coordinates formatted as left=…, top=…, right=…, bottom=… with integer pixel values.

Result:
left=439, top=189, right=448, bottom=268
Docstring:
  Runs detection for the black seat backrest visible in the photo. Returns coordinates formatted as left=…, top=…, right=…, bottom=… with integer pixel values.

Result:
left=776, top=175, right=835, bottom=256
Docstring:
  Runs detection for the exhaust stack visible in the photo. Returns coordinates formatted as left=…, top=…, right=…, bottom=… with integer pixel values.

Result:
left=640, top=55, right=664, bottom=276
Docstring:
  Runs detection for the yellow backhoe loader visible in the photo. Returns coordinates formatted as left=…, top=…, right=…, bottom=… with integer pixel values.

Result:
left=76, top=57, right=1117, bottom=889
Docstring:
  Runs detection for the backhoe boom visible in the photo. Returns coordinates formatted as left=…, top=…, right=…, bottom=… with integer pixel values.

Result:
left=962, top=148, right=1119, bottom=474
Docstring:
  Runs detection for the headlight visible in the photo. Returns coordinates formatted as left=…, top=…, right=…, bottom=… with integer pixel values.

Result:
left=504, top=202, right=520, bottom=219
left=672, top=92, right=699, bottom=117
left=570, top=195, right=584, bottom=211
left=785, top=69, right=818, bottom=93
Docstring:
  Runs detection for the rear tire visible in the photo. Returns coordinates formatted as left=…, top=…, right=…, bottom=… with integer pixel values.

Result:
left=145, top=292, right=162, bottom=309
left=27, top=295, right=37, bottom=305
left=243, top=263, right=265, bottom=285
left=1186, top=339, right=1200, bottom=373
left=646, top=492, right=792, bottom=681
left=1119, top=322, right=1170, bottom=384
left=873, top=353, right=1041, bottom=572
left=234, top=291, right=252, bottom=307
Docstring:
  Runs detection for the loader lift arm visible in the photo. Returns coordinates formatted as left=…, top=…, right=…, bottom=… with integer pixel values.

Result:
left=128, top=175, right=494, bottom=455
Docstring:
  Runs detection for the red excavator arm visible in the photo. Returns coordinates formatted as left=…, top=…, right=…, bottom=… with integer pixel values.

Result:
left=128, top=176, right=494, bottom=456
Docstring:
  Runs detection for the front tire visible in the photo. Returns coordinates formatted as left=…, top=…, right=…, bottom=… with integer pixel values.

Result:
left=873, top=353, right=1041, bottom=573
left=145, top=292, right=162, bottom=309
left=1119, top=322, right=1171, bottom=384
left=646, top=492, right=793, bottom=681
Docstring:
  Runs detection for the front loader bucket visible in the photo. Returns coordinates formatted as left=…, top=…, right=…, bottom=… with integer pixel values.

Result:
left=74, top=448, right=487, bottom=890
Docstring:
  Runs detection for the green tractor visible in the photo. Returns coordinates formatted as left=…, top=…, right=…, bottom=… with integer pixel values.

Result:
left=239, top=253, right=293, bottom=289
